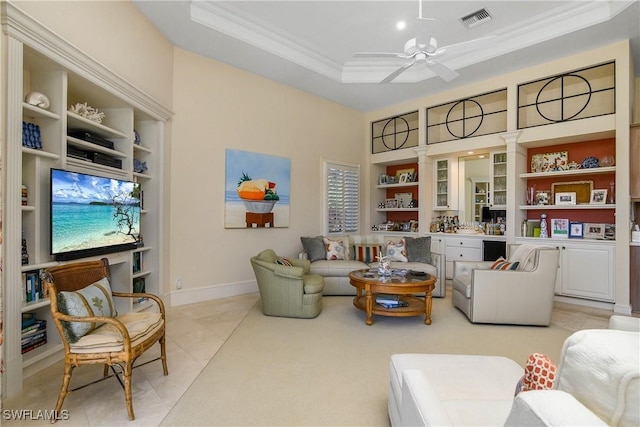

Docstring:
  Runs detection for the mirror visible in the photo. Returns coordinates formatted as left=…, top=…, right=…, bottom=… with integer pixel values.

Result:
left=458, top=154, right=490, bottom=223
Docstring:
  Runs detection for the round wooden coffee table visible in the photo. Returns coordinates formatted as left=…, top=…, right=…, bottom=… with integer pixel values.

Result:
left=348, top=269, right=436, bottom=326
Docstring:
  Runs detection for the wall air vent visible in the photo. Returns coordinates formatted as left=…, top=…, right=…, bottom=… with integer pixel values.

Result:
left=460, top=8, right=492, bottom=28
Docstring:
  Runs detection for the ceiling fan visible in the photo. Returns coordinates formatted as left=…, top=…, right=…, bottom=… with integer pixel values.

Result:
left=353, top=35, right=497, bottom=83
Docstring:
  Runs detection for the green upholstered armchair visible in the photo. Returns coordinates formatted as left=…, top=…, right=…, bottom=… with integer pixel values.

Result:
left=250, top=249, right=324, bottom=318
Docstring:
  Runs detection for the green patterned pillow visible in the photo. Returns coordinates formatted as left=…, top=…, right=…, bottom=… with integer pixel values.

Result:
left=57, top=277, right=117, bottom=343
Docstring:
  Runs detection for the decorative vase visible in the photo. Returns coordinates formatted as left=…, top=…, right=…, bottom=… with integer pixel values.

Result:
left=540, top=213, right=548, bottom=238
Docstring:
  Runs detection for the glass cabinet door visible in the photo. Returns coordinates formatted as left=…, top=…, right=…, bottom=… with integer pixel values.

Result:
left=490, top=152, right=507, bottom=209
left=473, top=180, right=489, bottom=222
left=434, top=159, right=450, bottom=209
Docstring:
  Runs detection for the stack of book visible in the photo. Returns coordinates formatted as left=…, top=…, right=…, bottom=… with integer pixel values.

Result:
left=21, top=316, right=47, bottom=354
left=376, top=294, right=408, bottom=309
left=23, top=270, right=47, bottom=303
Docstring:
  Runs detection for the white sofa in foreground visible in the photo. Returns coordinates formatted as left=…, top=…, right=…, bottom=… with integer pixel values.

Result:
left=300, top=235, right=445, bottom=297
left=388, top=315, right=640, bottom=426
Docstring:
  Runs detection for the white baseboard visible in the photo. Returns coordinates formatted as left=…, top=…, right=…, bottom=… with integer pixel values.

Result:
left=553, top=294, right=614, bottom=311
left=168, top=280, right=258, bottom=306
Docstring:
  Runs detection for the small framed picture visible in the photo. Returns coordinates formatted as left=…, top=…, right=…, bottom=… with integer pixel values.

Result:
left=569, top=222, right=584, bottom=239
left=378, top=174, right=387, bottom=185
left=550, top=218, right=569, bottom=238
left=584, top=223, right=606, bottom=239
left=399, top=173, right=410, bottom=184
left=555, top=191, right=576, bottom=205
left=590, top=189, right=607, bottom=204
left=385, top=198, right=398, bottom=209
left=535, top=190, right=550, bottom=205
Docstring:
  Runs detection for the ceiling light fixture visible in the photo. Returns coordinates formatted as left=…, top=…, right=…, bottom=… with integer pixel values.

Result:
left=396, top=21, right=406, bottom=30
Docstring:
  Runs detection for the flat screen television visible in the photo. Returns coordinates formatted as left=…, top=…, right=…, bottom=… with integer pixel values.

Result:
left=50, top=168, right=141, bottom=261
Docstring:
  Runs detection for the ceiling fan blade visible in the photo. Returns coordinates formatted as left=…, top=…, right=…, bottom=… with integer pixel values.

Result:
left=434, top=35, right=497, bottom=56
left=426, top=59, right=459, bottom=82
left=353, top=52, right=406, bottom=59
left=380, top=61, right=415, bottom=83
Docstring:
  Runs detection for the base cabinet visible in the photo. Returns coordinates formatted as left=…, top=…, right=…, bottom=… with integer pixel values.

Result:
left=443, top=237, right=483, bottom=279
left=555, top=242, right=615, bottom=302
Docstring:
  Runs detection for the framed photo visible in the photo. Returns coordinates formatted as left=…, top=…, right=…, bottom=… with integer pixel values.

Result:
left=535, top=190, right=550, bottom=205
left=396, top=168, right=415, bottom=180
left=385, top=198, right=398, bottom=209
left=569, top=222, right=584, bottom=239
left=555, top=191, right=576, bottom=205
left=378, top=174, right=387, bottom=185
left=399, top=173, right=410, bottom=184
left=590, top=189, right=607, bottom=204
left=584, top=223, right=606, bottom=239
left=550, top=218, right=569, bottom=238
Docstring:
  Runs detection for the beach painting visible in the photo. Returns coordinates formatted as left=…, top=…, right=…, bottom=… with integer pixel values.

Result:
left=224, top=149, right=290, bottom=228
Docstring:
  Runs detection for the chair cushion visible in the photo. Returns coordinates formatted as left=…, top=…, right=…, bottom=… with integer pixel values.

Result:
left=404, top=236, right=432, bottom=265
left=69, top=311, right=163, bottom=354
left=453, top=273, right=472, bottom=298
left=303, top=274, right=324, bottom=294
left=490, top=257, right=520, bottom=270
left=300, top=236, right=326, bottom=262
left=57, top=277, right=116, bottom=343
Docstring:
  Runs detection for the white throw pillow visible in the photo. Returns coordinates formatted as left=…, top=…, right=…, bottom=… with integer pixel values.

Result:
left=386, top=240, right=408, bottom=262
left=509, top=244, right=545, bottom=271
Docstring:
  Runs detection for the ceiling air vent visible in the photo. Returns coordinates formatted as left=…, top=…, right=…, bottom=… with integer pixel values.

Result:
left=460, top=8, right=492, bottom=28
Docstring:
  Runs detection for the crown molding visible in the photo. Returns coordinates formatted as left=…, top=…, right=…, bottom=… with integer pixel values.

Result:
left=189, top=0, right=636, bottom=84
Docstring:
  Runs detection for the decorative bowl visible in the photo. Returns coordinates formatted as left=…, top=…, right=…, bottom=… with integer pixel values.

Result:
left=581, top=156, right=599, bottom=169
left=242, top=199, right=277, bottom=213
left=599, top=155, right=615, bottom=167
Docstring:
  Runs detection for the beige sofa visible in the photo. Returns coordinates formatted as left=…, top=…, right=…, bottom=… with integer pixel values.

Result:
left=389, top=315, right=640, bottom=426
left=301, top=235, right=445, bottom=297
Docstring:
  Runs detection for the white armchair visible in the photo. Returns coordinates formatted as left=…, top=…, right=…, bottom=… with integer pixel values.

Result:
left=452, top=245, right=559, bottom=325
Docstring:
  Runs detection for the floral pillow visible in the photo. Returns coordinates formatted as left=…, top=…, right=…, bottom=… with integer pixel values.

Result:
left=57, top=277, right=116, bottom=343
left=324, top=237, right=346, bottom=260
left=386, top=239, right=408, bottom=262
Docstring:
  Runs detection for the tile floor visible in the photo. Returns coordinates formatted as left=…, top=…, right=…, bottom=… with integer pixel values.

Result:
left=1, top=292, right=626, bottom=426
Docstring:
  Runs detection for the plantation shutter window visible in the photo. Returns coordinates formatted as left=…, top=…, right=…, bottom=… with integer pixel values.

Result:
left=325, top=161, right=359, bottom=234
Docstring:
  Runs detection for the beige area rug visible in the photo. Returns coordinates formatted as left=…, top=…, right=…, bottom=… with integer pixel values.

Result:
left=161, top=296, right=574, bottom=426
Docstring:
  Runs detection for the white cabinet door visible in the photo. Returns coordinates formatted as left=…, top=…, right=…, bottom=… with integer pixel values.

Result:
left=559, top=243, right=615, bottom=302
left=433, top=158, right=458, bottom=210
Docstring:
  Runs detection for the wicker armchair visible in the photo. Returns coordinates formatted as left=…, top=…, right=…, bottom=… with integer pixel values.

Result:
left=250, top=249, right=324, bottom=318
left=41, top=258, right=168, bottom=421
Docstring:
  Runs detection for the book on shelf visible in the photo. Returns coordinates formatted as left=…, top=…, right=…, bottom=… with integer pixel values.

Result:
left=22, top=319, right=46, bottom=337
left=23, top=271, right=46, bottom=303
left=376, top=294, right=408, bottom=308
left=22, top=337, right=47, bottom=354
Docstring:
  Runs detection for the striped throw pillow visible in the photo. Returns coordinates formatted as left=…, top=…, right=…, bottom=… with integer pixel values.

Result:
left=275, top=257, right=293, bottom=266
left=490, top=257, right=519, bottom=270
left=351, top=244, right=382, bottom=263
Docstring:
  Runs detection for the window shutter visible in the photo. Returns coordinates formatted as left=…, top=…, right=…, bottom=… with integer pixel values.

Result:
left=326, top=162, right=359, bottom=234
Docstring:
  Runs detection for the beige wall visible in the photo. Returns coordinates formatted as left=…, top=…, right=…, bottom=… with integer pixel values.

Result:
left=12, top=0, right=174, bottom=108
left=169, top=48, right=364, bottom=298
